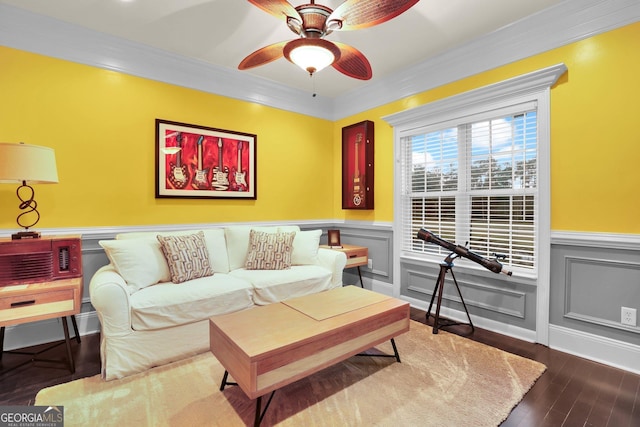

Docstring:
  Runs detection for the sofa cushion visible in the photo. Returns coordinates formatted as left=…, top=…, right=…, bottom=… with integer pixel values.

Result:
left=291, top=229, right=322, bottom=265
left=116, top=228, right=231, bottom=274
left=245, top=230, right=295, bottom=270
left=99, top=238, right=170, bottom=293
left=224, top=226, right=279, bottom=270
left=157, top=231, right=213, bottom=284
left=229, top=265, right=333, bottom=305
left=129, top=274, right=254, bottom=331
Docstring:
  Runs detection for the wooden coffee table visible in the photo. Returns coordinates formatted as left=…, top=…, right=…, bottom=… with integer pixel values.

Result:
left=209, top=285, right=410, bottom=426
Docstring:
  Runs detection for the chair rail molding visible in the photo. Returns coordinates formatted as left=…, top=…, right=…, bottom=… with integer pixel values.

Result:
left=551, top=230, right=640, bottom=251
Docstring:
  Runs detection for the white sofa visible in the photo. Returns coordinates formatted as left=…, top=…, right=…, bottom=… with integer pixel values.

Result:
left=90, top=225, right=347, bottom=380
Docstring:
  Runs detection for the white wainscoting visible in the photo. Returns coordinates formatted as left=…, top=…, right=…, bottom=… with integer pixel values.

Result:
left=549, top=230, right=640, bottom=373
left=4, top=225, right=640, bottom=375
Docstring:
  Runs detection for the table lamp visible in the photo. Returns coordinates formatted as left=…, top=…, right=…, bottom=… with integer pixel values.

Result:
left=0, top=142, right=59, bottom=240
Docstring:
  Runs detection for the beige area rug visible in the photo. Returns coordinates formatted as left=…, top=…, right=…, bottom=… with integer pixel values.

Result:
left=35, top=321, right=545, bottom=426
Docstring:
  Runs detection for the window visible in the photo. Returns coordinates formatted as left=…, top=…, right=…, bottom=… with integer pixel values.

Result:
left=385, top=64, right=566, bottom=279
left=385, top=64, right=565, bottom=342
left=402, top=107, right=538, bottom=271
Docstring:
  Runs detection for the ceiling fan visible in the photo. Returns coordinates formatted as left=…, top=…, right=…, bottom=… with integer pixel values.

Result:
left=239, top=0, right=420, bottom=80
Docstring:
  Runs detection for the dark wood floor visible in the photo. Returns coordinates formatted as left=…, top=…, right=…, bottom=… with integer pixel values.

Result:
left=0, top=332, right=101, bottom=405
left=1, top=309, right=639, bottom=426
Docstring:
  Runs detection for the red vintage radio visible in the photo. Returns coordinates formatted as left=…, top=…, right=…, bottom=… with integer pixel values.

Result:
left=0, top=235, right=82, bottom=286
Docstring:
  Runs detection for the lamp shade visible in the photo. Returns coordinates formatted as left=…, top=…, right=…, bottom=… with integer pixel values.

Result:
left=289, top=45, right=334, bottom=73
left=0, top=142, right=59, bottom=184
left=283, top=38, right=341, bottom=75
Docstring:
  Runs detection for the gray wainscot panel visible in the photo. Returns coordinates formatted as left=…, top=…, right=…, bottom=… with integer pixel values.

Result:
left=400, top=257, right=537, bottom=330
left=550, top=243, right=640, bottom=346
left=326, top=224, right=393, bottom=288
left=80, top=234, right=115, bottom=312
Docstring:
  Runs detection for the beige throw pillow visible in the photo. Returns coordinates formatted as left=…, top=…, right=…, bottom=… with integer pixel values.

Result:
left=245, top=230, right=295, bottom=270
left=157, top=231, right=213, bottom=283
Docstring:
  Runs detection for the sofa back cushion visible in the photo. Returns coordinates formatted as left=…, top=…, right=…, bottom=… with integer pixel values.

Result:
left=291, top=229, right=322, bottom=265
left=117, top=228, right=230, bottom=274
left=225, top=225, right=322, bottom=269
left=224, top=226, right=280, bottom=270
left=99, top=237, right=170, bottom=293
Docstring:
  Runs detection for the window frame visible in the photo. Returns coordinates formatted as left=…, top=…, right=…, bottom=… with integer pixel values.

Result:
left=384, top=64, right=567, bottom=345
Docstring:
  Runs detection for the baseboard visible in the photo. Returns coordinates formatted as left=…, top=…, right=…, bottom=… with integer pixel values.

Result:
left=7, top=296, right=640, bottom=375
left=2, top=312, right=101, bottom=351
left=399, top=294, right=640, bottom=374
left=370, top=280, right=394, bottom=296
left=355, top=278, right=538, bottom=343
left=549, top=324, right=640, bottom=375
left=400, top=294, right=538, bottom=343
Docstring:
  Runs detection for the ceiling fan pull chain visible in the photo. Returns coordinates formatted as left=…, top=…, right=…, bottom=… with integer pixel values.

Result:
left=311, top=73, right=317, bottom=97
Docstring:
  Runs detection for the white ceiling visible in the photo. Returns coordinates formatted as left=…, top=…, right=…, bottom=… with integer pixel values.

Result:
left=0, top=0, right=565, bottom=98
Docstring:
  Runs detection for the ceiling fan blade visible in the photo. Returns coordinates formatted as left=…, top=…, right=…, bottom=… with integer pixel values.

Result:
left=332, top=41, right=372, bottom=80
left=326, top=0, right=419, bottom=31
left=238, top=41, right=289, bottom=70
left=248, top=0, right=302, bottom=22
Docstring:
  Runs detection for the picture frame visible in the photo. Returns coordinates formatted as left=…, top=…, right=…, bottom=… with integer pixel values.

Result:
left=327, top=229, right=342, bottom=248
left=342, top=120, right=374, bottom=209
left=155, top=119, right=256, bottom=199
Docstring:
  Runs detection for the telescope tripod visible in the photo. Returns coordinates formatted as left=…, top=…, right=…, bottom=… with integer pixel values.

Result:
left=426, top=257, right=475, bottom=335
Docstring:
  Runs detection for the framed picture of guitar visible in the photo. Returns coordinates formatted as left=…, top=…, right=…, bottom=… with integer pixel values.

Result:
left=155, top=119, right=256, bottom=199
left=342, top=120, right=374, bottom=209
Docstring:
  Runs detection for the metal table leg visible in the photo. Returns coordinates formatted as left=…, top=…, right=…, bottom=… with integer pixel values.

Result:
left=219, top=370, right=275, bottom=427
left=356, top=338, right=401, bottom=362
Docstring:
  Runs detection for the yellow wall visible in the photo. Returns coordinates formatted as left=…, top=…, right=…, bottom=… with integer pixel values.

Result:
left=334, top=22, right=640, bottom=234
left=1, top=22, right=638, bottom=234
left=0, top=47, right=335, bottom=228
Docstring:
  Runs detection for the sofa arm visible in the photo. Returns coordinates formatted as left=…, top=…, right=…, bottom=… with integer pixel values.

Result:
left=317, top=248, right=347, bottom=287
left=89, top=265, right=133, bottom=337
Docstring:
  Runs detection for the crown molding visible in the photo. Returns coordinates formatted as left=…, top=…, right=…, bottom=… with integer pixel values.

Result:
left=1, top=0, right=638, bottom=121
left=332, top=0, right=640, bottom=119
left=382, top=63, right=566, bottom=128
left=0, top=4, right=335, bottom=120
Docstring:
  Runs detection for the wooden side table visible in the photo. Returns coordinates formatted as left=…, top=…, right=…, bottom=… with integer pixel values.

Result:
left=0, top=276, right=83, bottom=373
left=320, top=244, right=368, bottom=288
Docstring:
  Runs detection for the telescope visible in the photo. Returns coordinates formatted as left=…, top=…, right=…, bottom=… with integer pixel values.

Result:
left=416, top=228, right=512, bottom=276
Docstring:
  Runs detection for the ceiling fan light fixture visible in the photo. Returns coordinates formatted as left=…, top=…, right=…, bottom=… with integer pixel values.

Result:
left=290, top=45, right=333, bottom=74
left=284, top=38, right=341, bottom=75
left=242, top=0, right=418, bottom=80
